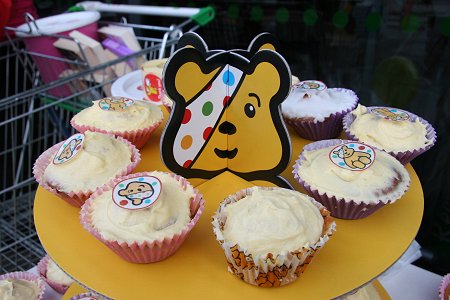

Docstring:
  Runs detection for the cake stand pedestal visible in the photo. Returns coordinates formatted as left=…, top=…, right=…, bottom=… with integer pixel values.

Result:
left=34, top=119, right=423, bottom=300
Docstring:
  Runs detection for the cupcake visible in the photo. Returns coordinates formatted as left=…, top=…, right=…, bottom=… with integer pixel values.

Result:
left=293, top=139, right=410, bottom=219
left=440, top=274, right=450, bottom=300
left=0, top=272, right=45, bottom=300
left=80, top=171, right=205, bottom=263
left=343, top=104, right=436, bottom=164
left=37, top=255, right=74, bottom=294
left=71, top=97, right=163, bottom=149
left=33, top=131, right=140, bottom=207
left=212, top=186, right=335, bottom=287
left=282, top=80, right=358, bottom=140
left=141, top=58, right=174, bottom=112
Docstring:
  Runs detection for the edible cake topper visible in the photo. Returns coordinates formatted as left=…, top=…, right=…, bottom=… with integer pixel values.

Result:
left=329, top=142, right=375, bottom=171
left=53, top=133, right=84, bottom=165
left=112, top=176, right=162, bottom=210
left=370, top=107, right=410, bottom=122
left=161, top=33, right=292, bottom=187
left=99, top=96, right=134, bottom=111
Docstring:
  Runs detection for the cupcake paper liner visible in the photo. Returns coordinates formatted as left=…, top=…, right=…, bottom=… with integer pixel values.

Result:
left=293, top=139, right=410, bottom=219
left=69, top=292, right=110, bottom=300
left=284, top=88, right=358, bottom=141
left=439, top=274, right=450, bottom=300
left=211, top=186, right=336, bottom=287
left=71, top=114, right=163, bottom=149
left=80, top=172, right=205, bottom=264
left=37, top=255, right=72, bottom=294
left=33, top=134, right=141, bottom=207
left=0, top=271, right=46, bottom=300
left=342, top=106, right=437, bottom=165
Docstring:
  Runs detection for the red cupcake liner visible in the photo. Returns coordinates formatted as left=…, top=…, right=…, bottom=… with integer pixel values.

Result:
left=293, top=139, right=410, bottom=220
left=37, top=255, right=72, bottom=294
left=284, top=88, right=358, bottom=141
left=33, top=133, right=141, bottom=207
left=0, top=271, right=46, bottom=300
left=343, top=106, right=436, bottom=165
left=212, top=186, right=336, bottom=287
left=80, top=171, right=205, bottom=264
left=71, top=113, right=163, bottom=149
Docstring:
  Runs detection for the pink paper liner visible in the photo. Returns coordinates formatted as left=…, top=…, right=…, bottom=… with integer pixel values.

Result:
left=0, top=271, right=46, bottom=300
left=343, top=106, right=437, bottom=165
left=293, top=139, right=410, bottom=220
left=212, top=186, right=336, bottom=287
left=283, top=88, right=358, bottom=141
left=69, top=292, right=109, bottom=300
left=33, top=133, right=141, bottom=207
left=71, top=112, right=163, bottom=149
left=37, top=255, right=71, bottom=294
left=80, top=171, right=205, bottom=264
left=439, top=274, right=450, bottom=300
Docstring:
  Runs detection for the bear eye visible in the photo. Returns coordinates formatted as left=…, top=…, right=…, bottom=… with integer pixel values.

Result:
left=129, top=189, right=133, bottom=193
left=244, top=103, right=255, bottom=118
left=137, top=188, right=142, bottom=191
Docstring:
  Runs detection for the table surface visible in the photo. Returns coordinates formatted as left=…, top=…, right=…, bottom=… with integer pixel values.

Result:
left=34, top=118, right=424, bottom=300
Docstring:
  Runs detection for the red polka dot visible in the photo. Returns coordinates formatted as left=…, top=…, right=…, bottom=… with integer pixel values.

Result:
left=120, top=200, right=128, bottom=206
left=182, top=109, right=192, bottom=124
left=183, top=160, right=192, bottom=168
left=223, top=96, right=230, bottom=107
left=76, top=145, right=82, bottom=150
left=205, top=83, right=212, bottom=91
left=203, top=127, right=213, bottom=140
left=358, top=146, right=365, bottom=150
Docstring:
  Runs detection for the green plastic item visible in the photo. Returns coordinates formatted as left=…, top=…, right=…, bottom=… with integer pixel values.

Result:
left=68, top=5, right=84, bottom=12
left=191, top=6, right=215, bottom=26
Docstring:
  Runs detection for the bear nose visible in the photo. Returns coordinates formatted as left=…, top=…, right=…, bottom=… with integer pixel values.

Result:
left=218, top=121, right=236, bottom=135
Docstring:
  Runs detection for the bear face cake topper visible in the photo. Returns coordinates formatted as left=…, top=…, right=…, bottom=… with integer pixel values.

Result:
left=112, top=176, right=162, bottom=210
left=53, top=133, right=84, bottom=165
left=369, top=107, right=410, bottom=122
left=161, top=33, right=292, bottom=187
left=329, top=142, right=375, bottom=171
left=99, top=96, right=134, bottom=111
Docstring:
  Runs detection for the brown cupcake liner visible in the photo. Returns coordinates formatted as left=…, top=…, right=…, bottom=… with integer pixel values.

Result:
left=71, top=112, right=163, bottom=149
left=37, top=255, right=72, bottom=294
left=80, top=171, right=205, bottom=264
left=293, top=139, right=410, bottom=219
left=0, top=271, right=46, bottom=300
left=343, top=106, right=436, bottom=165
left=212, top=186, right=336, bottom=287
left=284, top=88, right=358, bottom=141
left=33, top=133, right=141, bottom=207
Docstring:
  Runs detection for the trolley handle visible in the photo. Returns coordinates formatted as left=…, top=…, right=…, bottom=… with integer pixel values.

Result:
left=70, top=2, right=215, bottom=26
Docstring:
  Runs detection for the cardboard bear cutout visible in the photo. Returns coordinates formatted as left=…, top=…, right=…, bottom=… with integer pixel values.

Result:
left=161, top=33, right=292, bottom=187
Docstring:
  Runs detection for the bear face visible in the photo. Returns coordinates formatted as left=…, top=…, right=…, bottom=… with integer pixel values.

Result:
left=58, top=138, right=81, bottom=160
left=161, top=33, right=292, bottom=187
left=333, top=145, right=354, bottom=159
left=118, top=181, right=154, bottom=206
left=104, top=97, right=127, bottom=111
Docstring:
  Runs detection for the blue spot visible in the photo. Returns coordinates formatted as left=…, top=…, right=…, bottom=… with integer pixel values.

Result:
left=332, top=155, right=338, bottom=159
left=222, top=70, right=235, bottom=86
left=145, top=199, right=151, bottom=204
left=151, top=182, right=157, bottom=186
left=138, top=177, right=144, bottom=181
left=338, top=162, right=345, bottom=166
left=349, top=144, right=355, bottom=147
left=391, top=109, right=397, bottom=112
left=118, top=184, right=125, bottom=188
left=367, top=150, right=372, bottom=153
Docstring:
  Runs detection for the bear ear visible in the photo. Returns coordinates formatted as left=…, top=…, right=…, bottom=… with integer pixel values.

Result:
left=247, top=32, right=280, bottom=54
left=176, top=32, right=209, bottom=54
left=118, top=190, right=127, bottom=196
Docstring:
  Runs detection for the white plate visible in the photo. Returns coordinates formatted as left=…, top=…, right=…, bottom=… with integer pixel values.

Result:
left=15, top=11, right=100, bottom=37
left=111, top=70, right=145, bottom=100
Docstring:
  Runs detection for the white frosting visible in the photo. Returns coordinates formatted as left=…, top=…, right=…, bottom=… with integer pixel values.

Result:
left=43, top=131, right=132, bottom=193
left=46, top=259, right=74, bottom=286
left=90, top=172, right=194, bottom=243
left=0, top=279, right=39, bottom=300
left=282, top=88, right=357, bottom=122
left=72, top=100, right=163, bottom=132
left=348, top=105, right=432, bottom=152
left=221, top=188, right=324, bottom=257
left=297, top=144, right=410, bottom=204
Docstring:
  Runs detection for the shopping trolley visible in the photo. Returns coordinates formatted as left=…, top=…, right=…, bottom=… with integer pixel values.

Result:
left=0, top=3, right=214, bottom=273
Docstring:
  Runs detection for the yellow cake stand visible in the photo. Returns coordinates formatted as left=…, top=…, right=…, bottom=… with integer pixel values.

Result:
left=34, top=119, right=423, bottom=300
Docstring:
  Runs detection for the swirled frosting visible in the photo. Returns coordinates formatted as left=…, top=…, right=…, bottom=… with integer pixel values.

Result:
left=0, top=279, right=39, bottom=300
left=72, top=99, right=163, bottom=132
left=43, top=131, right=132, bottom=193
left=46, top=259, right=74, bottom=286
left=282, top=88, right=357, bottom=122
left=221, top=187, right=324, bottom=257
left=90, top=172, right=193, bottom=243
left=297, top=144, right=410, bottom=204
left=348, top=105, right=432, bottom=152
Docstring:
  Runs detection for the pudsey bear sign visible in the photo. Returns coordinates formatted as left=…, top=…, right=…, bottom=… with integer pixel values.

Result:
left=161, top=33, right=292, bottom=187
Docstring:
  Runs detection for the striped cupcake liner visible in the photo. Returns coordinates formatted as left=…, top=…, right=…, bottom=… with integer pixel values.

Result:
left=0, top=271, right=46, bottom=300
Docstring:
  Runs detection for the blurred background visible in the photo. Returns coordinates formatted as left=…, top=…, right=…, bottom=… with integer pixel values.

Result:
left=1, top=0, right=449, bottom=278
